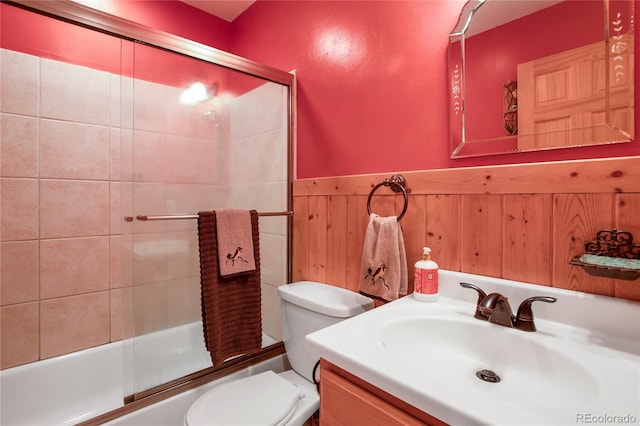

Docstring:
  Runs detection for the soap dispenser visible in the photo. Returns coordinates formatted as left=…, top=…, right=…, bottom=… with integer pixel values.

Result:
left=413, top=247, right=439, bottom=302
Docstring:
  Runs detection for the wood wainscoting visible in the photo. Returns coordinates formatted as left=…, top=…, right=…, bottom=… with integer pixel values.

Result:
left=292, top=156, right=640, bottom=301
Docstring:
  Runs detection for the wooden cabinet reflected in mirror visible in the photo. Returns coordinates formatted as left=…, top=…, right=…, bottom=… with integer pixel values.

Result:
left=448, top=0, right=634, bottom=158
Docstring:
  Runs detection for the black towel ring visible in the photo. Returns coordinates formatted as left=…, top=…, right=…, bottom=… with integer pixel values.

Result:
left=366, top=174, right=408, bottom=221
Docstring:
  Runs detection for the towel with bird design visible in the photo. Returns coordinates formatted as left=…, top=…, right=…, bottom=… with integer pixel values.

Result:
left=359, top=213, right=408, bottom=302
left=215, top=209, right=256, bottom=277
left=197, top=210, right=262, bottom=365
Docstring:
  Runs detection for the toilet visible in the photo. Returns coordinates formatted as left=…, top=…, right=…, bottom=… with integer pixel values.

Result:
left=184, top=281, right=374, bottom=426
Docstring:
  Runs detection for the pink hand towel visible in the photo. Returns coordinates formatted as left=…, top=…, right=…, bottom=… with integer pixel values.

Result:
left=216, top=209, right=256, bottom=277
left=359, top=214, right=408, bottom=303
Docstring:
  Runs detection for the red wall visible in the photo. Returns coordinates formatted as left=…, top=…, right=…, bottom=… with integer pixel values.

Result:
left=3, top=1, right=639, bottom=179
left=231, top=0, right=640, bottom=178
left=232, top=1, right=464, bottom=178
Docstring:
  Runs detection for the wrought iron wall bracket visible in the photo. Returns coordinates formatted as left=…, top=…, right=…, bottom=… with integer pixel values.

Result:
left=569, top=229, right=640, bottom=281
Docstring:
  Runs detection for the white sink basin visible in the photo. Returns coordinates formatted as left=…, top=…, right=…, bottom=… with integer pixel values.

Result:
left=366, top=307, right=599, bottom=410
left=306, top=270, right=640, bottom=425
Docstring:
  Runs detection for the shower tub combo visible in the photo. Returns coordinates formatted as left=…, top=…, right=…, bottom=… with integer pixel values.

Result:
left=0, top=321, right=283, bottom=425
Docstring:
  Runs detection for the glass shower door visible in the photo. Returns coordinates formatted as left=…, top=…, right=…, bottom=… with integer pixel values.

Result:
left=125, top=41, right=290, bottom=396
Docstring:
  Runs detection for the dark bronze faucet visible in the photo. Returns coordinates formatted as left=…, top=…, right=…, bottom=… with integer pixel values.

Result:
left=460, top=282, right=557, bottom=332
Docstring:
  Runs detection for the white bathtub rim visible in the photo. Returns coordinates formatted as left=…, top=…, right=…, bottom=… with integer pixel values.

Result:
left=0, top=341, right=125, bottom=426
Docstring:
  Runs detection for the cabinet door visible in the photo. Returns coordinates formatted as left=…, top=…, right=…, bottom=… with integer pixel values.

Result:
left=320, top=368, right=425, bottom=426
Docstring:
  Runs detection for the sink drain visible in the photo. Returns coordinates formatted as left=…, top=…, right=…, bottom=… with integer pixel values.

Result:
left=476, top=369, right=501, bottom=383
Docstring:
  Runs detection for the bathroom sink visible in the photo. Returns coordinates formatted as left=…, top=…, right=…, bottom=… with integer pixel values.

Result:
left=306, top=270, right=640, bottom=425
left=365, top=307, right=599, bottom=410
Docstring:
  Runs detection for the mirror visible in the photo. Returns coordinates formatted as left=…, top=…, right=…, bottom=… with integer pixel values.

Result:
left=448, top=0, right=635, bottom=158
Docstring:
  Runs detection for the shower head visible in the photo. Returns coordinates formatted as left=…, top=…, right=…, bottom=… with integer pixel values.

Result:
left=203, top=108, right=220, bottom=127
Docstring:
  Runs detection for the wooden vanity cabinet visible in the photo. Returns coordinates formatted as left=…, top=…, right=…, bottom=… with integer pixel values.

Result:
left=319, top=360, right=447, bottom=426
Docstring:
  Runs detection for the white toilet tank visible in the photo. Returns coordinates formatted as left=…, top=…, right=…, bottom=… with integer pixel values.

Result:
left=277, top=281, right=374, bottom=383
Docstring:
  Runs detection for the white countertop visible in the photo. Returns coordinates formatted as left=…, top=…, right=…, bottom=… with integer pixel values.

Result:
left=306, top=270, right=640, bottom=425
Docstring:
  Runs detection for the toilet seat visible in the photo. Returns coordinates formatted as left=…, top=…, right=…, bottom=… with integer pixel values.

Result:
left=185, top=371, right=302, bottom=426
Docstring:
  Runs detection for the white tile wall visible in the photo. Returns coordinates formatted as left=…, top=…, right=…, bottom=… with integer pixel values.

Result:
left=1, top=46, right=290, bottom=372
left=0, top=50, right=39, bottom=116
left=40, top=58, right=111, bottom=125
left=227, top=81, right=289, bottom=340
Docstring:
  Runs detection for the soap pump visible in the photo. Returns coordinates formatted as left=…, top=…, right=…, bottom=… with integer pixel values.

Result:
left=413, top=247, right=439, bottom=302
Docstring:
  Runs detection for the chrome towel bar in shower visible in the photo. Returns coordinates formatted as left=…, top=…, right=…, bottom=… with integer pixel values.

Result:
left=124, top=211, right=293, bottom=222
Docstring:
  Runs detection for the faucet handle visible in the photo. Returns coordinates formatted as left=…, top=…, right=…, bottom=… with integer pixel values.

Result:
left=515, top=296, right=557, bottom=332
left=459, top=282, right=489, bottom=320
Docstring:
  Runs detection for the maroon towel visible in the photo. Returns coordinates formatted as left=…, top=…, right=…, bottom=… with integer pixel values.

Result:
left=197, top=210, right=262, bottom=366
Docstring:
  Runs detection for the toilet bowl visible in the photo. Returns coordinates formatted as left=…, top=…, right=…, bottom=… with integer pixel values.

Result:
left=184, top=281, right=374, bottom=425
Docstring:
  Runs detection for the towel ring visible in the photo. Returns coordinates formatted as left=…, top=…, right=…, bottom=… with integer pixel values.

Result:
left=366, top=174, right=408, bottom=221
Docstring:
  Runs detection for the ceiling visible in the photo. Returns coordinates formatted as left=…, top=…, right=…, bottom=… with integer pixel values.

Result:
left=179, top=1, right=256, bottom=22
left=464, top=0, right=563, bottom=36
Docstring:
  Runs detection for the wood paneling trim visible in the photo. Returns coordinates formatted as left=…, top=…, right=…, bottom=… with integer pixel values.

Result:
left=308, top=196, right=328, bottom=282
left=615, top=194, right=640, bottom=300
left=292, top=196, right=309, bottom=282
left=293, top=157, right=640, bottom=301
left=552, top=194, right=616, bottom=296
left=326, top=196, right=348, bottom=288
left=461, top=195, right=503, bottom=276
left=294, top=156, right=640, bottom=196
left=503, top=194, right=553, bottom=285
left=345, top=196, right=368, bottom=293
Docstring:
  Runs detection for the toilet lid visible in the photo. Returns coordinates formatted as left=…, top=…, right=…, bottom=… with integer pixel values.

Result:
left=185, top=371, right=301, bottom=426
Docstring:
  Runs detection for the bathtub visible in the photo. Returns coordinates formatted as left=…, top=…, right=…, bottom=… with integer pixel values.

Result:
left=0, top=341, right=124, bottom=425
left=130, top=321, right=213, bottom=394
left=0, top=321, right=283, bottom=425
left=131, top=321, right=279, bottom=393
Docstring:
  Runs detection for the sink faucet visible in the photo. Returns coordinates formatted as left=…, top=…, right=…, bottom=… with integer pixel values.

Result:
left=478, top=293, right=516, bottom=328
left=460, top=282, right=557, bottom=332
